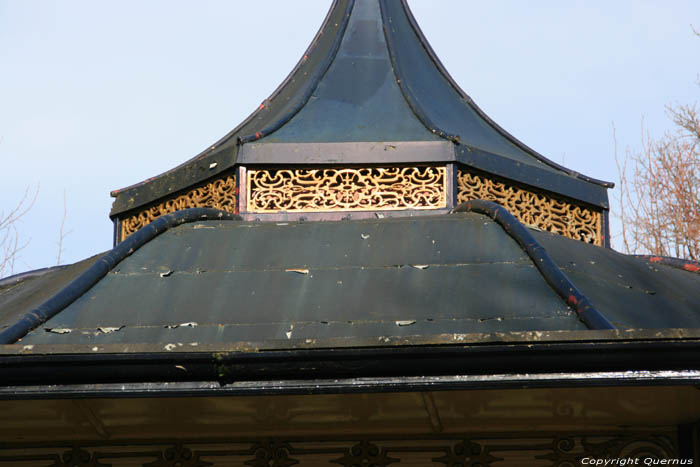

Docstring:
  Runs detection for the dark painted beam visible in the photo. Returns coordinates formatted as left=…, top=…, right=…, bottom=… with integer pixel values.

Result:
left=0, top=338, right=699, bottom=398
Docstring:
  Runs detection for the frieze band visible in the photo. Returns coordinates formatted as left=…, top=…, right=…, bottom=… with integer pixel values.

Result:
left=0, top=433, right=678, bottom=466
left=457, top=168, right=603, bottom=246
left=246, top=166, right=447, bottom=213
left=116, top=165, right=603, bottom=246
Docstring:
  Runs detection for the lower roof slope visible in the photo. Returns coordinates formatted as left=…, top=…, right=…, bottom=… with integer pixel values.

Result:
left=2, top=212, right=699, bottom=347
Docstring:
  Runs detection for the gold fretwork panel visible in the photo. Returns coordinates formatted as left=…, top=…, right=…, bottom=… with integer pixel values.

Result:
left=0, top=433, right=679, bottom=466
left=247, top=166, right=446, bottom=213
left=457, top=168, right=603, bottom=246
left=119, top=174, right=237, bottom=241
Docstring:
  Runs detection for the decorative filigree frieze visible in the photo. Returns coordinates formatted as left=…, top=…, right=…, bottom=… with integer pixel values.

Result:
left=457, top=169, right=603, bottom=245
left=247, top=166, right=446, bottom=213
left=0, top=434, right=682, bottom=467
left=119, top=174, right=237, bottom=241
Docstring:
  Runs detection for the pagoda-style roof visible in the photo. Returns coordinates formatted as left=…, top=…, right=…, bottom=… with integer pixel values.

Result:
left=109, top=0, right=611, bottom=224
left=2, top=0, right=699, bottom=403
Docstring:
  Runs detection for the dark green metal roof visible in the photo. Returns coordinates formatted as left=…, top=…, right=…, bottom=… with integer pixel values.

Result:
left=3, top=213, right=699, bottom=347
left=109, top=0, right=611, bottom=218
left=263, top=0, right=440, bottom=143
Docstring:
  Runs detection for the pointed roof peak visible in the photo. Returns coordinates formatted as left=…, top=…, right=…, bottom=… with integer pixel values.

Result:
left=110, top=0, right=611, bottom=223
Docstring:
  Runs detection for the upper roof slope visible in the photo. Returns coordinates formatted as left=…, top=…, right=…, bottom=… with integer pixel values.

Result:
left=110, top=0, right=611, bottom=217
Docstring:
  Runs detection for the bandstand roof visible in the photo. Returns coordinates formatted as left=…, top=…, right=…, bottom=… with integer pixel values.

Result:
left=1, top=0, right=699, bottom=398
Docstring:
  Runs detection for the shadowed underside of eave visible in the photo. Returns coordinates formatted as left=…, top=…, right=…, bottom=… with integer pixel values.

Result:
left=109, top=0, right=611, bottom=219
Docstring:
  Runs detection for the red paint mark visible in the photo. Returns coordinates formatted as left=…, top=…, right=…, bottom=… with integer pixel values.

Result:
left=259, top=104, right=265, bottom=110
left=649, top=257, right=662, bottom=262
left=567, top=295, right=578, bottom=306
left=683, top=264, right=700, bottom=272
left=303, top=54, right=308, bottom=60
left=255, top=132, right=263, bottom=139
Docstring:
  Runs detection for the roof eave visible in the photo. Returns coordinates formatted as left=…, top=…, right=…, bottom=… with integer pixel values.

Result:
left=2, top=329, right=700, bottom=399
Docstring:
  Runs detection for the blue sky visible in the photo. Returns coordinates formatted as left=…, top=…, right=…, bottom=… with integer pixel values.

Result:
left=1, top=0, right=698, bottom=276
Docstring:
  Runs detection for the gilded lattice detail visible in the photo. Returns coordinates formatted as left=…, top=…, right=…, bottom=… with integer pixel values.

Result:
left=247, top=166, right=446, bottom=213
left=457, top=169, right=603, bottom=245
left=120, top=174, right=236, bottom=241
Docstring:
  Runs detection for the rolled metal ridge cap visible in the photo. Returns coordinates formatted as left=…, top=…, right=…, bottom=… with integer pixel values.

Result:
left=397, top=0, right=614, bottom=188
left=237, top=0, right=355, bottom=146
left=0, top=208, right=241, bottom=345
left=110, top=0, right=349, bottom=199
left=634, top=255, right=700, bottom=274
left=451, top=200, right=615, bottom=330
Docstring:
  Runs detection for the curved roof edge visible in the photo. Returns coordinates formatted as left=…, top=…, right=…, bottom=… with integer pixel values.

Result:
left=110, top=0, right=353, bottom=201
left=394, top=0, right=612, bottom=188
left=0, top=209, right=241, bottom=345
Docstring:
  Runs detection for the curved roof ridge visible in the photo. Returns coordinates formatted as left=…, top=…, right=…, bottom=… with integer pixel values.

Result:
left=378, top=0, right=458, bottom=144
left=634, top=255, right=700, bottom=274
left=0, top=209, right=241, bottom=344
left=244, top=0, right=438, bottom=145
left=111, top=0, right=353, bottom=197
left=236, top=0, right=355, bottom=145
left=452, top=200, right=615, bottom=330
left=382, top=0, right=613, bottom=188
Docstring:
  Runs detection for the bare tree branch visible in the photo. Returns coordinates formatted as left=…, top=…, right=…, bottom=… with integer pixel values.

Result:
left=615, top=104, right=700, bottom=260
left=613, top=28, right=699, bottom=260
left=56, top=189, right=72, bottom=266
left=0, top=185, right=39, bottom=278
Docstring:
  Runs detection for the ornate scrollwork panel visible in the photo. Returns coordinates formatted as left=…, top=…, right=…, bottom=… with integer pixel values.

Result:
left=432, top=439, right=501, bottom=466
left=48, top=447, right=110, bottom=467
left=143, top=444, right=212, bottom=467
left=330, top=440, right=399, bottom=466
left=0, top=433, right=682, bottom=467
left=119, top=174, right=237, bottom=241
left=244, top=440, right=299, bottom=467
left=457, top=169, right=603, bottom=245
left=536, top=435, right=678, bottom=466
left=247, top=166, right=447, bottom=213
